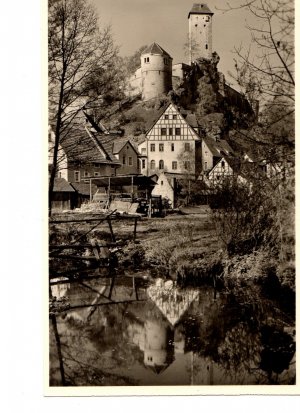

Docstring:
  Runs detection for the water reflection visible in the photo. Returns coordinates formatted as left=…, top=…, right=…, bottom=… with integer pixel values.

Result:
left=49, top=276, right=295, bottom=386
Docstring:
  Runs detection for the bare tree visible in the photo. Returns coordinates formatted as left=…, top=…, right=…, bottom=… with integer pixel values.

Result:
left=223, top=0, right=294, bottom=107
left=48, top=0, right=121, bottom=215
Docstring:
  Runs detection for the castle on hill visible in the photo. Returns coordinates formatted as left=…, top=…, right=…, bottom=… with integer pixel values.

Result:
left=126, top=3, right=215, bottom=100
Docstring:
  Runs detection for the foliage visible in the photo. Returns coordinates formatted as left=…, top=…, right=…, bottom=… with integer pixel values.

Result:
left=123, top=45, right=148, bottom=75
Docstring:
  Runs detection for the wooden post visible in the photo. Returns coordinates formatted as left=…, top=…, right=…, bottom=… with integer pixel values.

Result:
left=90, top=178, right=92, bottom=202
left=131, top=175, right=134, bottom=200
left=133, top=217, right=138, bottom=241
left=106, top=216, right=116, bottom=242
left=108, top=177, right=111, bottom=198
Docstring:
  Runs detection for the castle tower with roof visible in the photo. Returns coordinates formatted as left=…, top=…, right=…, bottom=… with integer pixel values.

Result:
left=141, top=43, right=173, bottom=100
left=188, top=3, right=214, bottom=63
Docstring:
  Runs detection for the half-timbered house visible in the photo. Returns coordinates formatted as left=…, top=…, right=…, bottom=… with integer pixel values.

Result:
left=138, top=102, right=201, bottom=176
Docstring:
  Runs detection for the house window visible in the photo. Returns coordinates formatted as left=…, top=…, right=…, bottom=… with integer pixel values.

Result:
left=221, top=160, right=225, bottom=168
left=83, top=171, right=89, bottom=177
left=94, top=172, right=100, bottom=177
left=74, top=171, right=80, bottom=182
left=172, top=161, right=177, bottom=170
left=58, top=172, right=62, bottom=178
left=175, top=127, right=181, bottom=136
left=185, top=142, right=190, bottom=151
left=128, top=156, right=133, bottom=166
left=164, top=115, right=169, bottom=120
left=144, top=57, right=150, bottom=63
left=123, top=156, right=126, bottom=165
left=159, top=160, right=164, bottom=169
left=150, top=144, right=155, bottom=152
left=161, top=128, right=166, bottom=136
left=173, top=115, right=177, bottom=120
left=94, top=163, right=101, bottom=168
left=171, top=143, right=174, bottom=151
left=184, top=161, right=191, bottom=170
left=150, top=160, right=155, bottom=169
left=142, top=159, right=146, bottom=169
left=159, top=143, right=164, bottom=152
left=169, top=128, right=173, bottom=136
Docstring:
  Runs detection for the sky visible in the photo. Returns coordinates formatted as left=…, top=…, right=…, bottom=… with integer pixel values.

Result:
left=89, top=0, right=254, bottom=84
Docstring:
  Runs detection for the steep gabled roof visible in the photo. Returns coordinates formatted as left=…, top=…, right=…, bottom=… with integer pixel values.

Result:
left=188, top=3, right=214, bottom=18
left=202, top=136, right=236, bottom=158
left=145, top=102, right=201, bottom=138
left=141, top=42, right=172, bottom=58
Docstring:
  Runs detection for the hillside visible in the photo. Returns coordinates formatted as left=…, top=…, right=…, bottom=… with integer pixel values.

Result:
left=95, top=54, right=255, bottom=148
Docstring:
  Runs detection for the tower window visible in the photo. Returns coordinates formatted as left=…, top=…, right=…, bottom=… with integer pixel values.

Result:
left=205, top=44, right=208, bottom=49
left=195, top=24, right=198, bottom=27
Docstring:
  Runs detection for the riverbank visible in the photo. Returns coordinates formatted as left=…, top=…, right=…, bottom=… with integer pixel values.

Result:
left=49, top=209, right=295, bottom=319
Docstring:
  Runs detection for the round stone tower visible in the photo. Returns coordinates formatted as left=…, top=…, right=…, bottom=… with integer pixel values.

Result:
left=188, top=3, right=214, bottom=64
left=141, top=43, right=173, bottom=101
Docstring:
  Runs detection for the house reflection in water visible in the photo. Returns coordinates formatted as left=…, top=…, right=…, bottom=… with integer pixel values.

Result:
left=127, top=279, right=200, bottom=375
left=127, top=313, right=175, bottom=373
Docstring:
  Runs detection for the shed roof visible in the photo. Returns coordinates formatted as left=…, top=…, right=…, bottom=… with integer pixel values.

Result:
left=188, top=4, right=214, bottom=18
left=70, top=182, right=98, bottom=196
left=53, top=178, right=75, bottom=193
left=141, top=42, right=172, bottom=58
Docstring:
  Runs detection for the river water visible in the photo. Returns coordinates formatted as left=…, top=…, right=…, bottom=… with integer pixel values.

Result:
left=49, top=274, right=295, bottom=386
